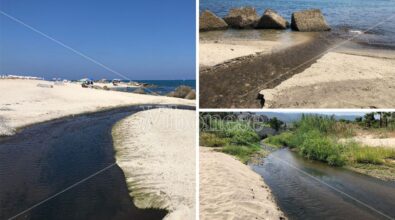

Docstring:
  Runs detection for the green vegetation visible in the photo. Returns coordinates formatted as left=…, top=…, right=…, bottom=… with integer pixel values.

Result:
left=265, top=115, right=395, bottom=169
left=200, top=112, right=395, bottom=179
left=221, top=145, right=263, bottom=164
left=264, top=132, right=292, bottom=148
left=199, top=133, right=228, bottom=147
left=200, top=113, right=264, bottom=163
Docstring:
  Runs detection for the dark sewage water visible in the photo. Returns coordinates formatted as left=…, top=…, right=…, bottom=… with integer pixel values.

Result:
left=252, top=148, right=395, bottom=220
left=0, top=105, right=193, bottom=220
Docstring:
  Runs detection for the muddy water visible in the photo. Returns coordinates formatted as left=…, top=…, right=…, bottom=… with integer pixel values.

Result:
left=252, top=148, right=395, bottom=220
left=0, top=105, right=193, bottom=220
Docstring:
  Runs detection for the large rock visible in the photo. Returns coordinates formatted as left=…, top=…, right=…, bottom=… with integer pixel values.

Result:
left=132, top=87, right=146, bottom=94
left=256, top=9, right=289, bottom=29
left=185, top=90, right=196, bottom=100
left=200, top=10, right=228, bottom=32
left=223, top=7, right=259, bottom=29
left=291, top=9, right=330, bottom=31
left=167, top=85, right=193, bottom=99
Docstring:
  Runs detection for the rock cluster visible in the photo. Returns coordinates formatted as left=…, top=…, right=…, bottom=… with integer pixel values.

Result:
left=167, top=86, right=196, bottom=100
left=200, top=8, right=330, bottom=32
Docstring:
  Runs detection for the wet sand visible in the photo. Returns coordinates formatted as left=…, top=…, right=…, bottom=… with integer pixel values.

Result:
left=113, top=109, right=196, bottom=220
left=200, top=147, right=286, bottom=220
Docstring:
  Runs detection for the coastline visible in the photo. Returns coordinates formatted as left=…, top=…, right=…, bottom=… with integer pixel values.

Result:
left=0, top=79, right=194, bottom=136
left=200, top=147, right=286, bottom=220
left=200, top=29, right=395, bottom=108
left=113, top=108, right=196, bottom=220
left=199, top=32, right=336, bottom=108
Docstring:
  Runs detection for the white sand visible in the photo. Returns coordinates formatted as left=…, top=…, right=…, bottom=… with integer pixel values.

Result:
left=200, top=147, right=286, bottom=220
left=199, top=32, right=312, bottom=67
left=200, top=41, right=280, bottom=67
left=113, top=109, right=196, bottom=220
left=347, top=136, right=395, bottom=149
left=260, top=52, right=395, bottom=108
left=0, top=79, right=194, bottom=135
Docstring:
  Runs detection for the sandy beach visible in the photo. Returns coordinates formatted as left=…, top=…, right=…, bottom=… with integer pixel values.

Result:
left=200, top=30, right=395, bottom=109
left=199, top=32, right=336, bottom=108
left=112, top=108, right=196, bottom=220
left=200, top=147, right=286, bottom=220
left=0, top=79, right=194, bottom=136
left=260, top=50, right=395, bottom=108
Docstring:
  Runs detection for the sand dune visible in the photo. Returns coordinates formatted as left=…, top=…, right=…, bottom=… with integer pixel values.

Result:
left=0, top=79, right=194, bottom=136
left=113, top=109, right=196, bottom=220
left=200, top=147, right=286, bottom=220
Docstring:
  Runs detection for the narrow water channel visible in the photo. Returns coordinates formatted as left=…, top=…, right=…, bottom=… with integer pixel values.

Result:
left=0, top=105, right=193, bottom=220
left=252, top=148, right=395, bottom=220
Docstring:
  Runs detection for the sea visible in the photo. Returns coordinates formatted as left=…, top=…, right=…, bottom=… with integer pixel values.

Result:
left=135, top=79, right=196, bottom=95
left=115, top=79, right=196, bottom=95
left=200, top=0, right=395, bottom=48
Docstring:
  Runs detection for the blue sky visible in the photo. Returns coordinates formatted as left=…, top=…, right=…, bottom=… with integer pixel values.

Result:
left=0, top=0, right=196, bottom=80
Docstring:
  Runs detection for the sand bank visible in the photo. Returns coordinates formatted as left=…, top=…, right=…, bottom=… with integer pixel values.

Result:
left=200, top=147, right=286, bottom=220
left=346, top=136, right=395, bottom=149
left=199, top=32, right=334, bottom=108
left=0, top=79, right=194, bottom=136
left=199, top=31, right=313, bottom=68
left=113, top=109, right=196, bottom=220
left=260, top=51, right=395, bottom=108
left=200, top=40, right=280, bottom=67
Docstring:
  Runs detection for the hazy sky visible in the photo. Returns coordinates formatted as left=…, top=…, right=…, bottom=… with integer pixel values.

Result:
left=0, top=0, right=196, bottom=80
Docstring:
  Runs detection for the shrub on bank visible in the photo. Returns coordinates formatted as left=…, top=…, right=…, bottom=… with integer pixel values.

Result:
left=207, top=120, right=260, bottom=146
left=200, top=132, right=228, bottom=147
left=299, top=131, right=346, bottom=166
left=221, top=144, right=262, bottom=164
left=200, top=119, right=262, bottom=163
left=264, top=132, right=293, bottom=148
left=347, top=144, right=395, bottom=165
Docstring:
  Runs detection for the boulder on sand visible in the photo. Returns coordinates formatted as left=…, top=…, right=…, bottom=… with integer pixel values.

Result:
left=132, top=88, right=146, bottom=94
left=291, top=9, right=330, bottom=32
left=185, top=90, right=196, bottom=100
left=223, top=7, right=259, bottom=29
left=167, top=85, right=193, bottom=99
left=200, top=10, right=228, bottom=32
left=256, top=9, right=289, bottom=29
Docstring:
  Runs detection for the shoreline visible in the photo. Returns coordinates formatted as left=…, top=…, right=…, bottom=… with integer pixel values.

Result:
left=199, top=30, right=395, bottom=108
left=113, top=108, right=196, bottom=220
left=0, top=79, right=194, bottom=136
left=200, top=147, right=286, bottom=220
left=199, top=32, right=337, bottom=108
